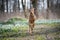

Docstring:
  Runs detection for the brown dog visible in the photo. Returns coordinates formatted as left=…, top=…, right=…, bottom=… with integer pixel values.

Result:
left=29, top=8, right=36, bottom=34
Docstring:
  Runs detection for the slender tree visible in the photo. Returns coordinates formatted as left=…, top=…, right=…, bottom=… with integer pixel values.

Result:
left=21, top=0, right=27, bottom=18
left=5, top=0, right=8, bottom=12
left=47, top=0, right=49, bottom=8
left=0, top=0, right=2, bottom=12
left=18, top=0, right=20, bottom=10
left=57, top=0, right=58, bottom=8
left=1, top=0, right=4, bottom=12
left=46, top=0, right=49, bottom=19
left=13, top=0, right=17, bottom=12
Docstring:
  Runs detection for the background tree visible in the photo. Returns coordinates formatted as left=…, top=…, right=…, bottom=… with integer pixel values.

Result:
left=46, top=0, right=49, bottom=19
left=1, top=0, right=4, bottom=12
left=6, top=0, right=8, bottom=12
left=18, top=0, right=20, bottom=10
left=21, top=0, right=27, bottom=18
left=13, top=0, right=17, bottom=12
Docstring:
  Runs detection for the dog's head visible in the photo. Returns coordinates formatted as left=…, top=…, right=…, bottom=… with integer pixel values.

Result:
left=30, top=8, right=34, bottom=15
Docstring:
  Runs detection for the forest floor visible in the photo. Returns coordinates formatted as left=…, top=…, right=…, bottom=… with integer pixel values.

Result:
left=0, top=18, right=60, bottom=40
left=0, top=25, right=60, bottom=40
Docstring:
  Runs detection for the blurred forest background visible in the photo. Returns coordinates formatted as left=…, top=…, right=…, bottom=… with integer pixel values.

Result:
left=0, top=0, right=60, bottom=21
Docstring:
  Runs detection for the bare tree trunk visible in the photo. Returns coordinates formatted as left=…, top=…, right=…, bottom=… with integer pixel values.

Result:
left=1, top=0, right=4, bottom=12
left=13, top=0, right=17, bottom=12
left=56, top=0, right=58, bottom=7
left=47, top=0, right=49, bottom=8
left=18, top=0, right=20, bottom=10
left=21, top=0, right=27, bottom=18
left=6, top=0, right=8, bottom=12
left=46, top=0, right=49, bottom=19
